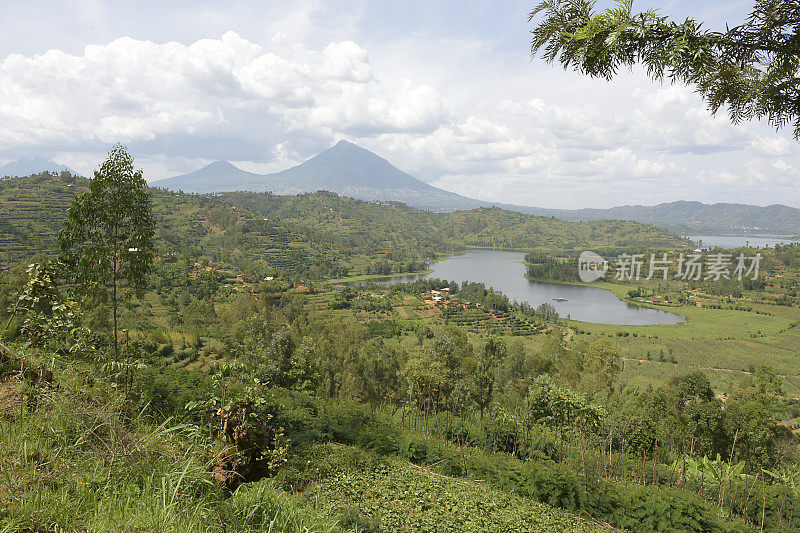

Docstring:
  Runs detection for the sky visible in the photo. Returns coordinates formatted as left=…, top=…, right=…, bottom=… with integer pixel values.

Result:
left=1, top=0, right=798, bottom=209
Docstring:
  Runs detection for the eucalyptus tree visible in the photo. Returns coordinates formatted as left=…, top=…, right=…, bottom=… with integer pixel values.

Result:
left=474, top=337, right=507, bottom=419
left=530, top=0, right=800, bottom=137
left=59, top=145, right=155, bottom=361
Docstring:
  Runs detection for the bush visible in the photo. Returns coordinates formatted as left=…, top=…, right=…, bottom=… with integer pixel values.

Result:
left=601, top=485, right=747, bottom=533
left=132, top=365, right=214, bottom=421
left=221, top=391, right=752, bottom=532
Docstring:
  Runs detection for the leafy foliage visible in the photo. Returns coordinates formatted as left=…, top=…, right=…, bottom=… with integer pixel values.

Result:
left=530, top=0, right=800, bottom=137
left=59, top=145, right=155, bottom=298
left=298, top=444, right=601, bottom=533
left=525, top=375, right=605, bottom=428
left=3, top=261, right=77, bottom=348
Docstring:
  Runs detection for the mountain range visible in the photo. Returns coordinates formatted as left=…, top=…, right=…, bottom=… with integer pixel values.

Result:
left=150, top=140, right=800, bottom=235
left=151, top=140, right=489, bottom=211
left=539, top=202, right=800, bottom=235
left=7, top=142, right=800, bottom=235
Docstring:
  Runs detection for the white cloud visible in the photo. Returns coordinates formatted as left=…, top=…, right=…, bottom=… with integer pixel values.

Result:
left=321, top=41, right=373, bottom=82
left=588, top=148, right=671, bottom=181
left=0, top=31, right=447, bottom=156
left=750, top=136, right=795, bottom=157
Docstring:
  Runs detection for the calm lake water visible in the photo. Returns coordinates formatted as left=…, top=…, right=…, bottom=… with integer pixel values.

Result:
left=366, top=250, right=685, bottom=326
left=688, top=234, right=799, bottom=249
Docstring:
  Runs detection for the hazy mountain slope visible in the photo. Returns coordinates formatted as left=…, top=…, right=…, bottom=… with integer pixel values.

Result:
left=0, top=157, right=75, bottom=177
left=263, top=140, right=493, bottom=210
left=150, top=160, right=265, bottom=192
left=151, top=141, right=491, bottom=211
left=271, top=140, right=439, bottom=190
left=152, top=141, right=800, bottom=234
left=547, top=201, right=800, bottom=235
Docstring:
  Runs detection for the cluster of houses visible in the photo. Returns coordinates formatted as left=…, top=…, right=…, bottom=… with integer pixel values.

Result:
left=423, top=288, right=451, bottom=305
left=421, top=288, right=482, bottom=309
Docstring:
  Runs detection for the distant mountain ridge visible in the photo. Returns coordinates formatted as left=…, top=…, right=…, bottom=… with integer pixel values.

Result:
left=148, top=140, right=800, bottom=235
left=530, top=201, right=800, bottom=235
left=0, top=157, right=75, bottom=177
left=152, top=140, right=489, bottom=211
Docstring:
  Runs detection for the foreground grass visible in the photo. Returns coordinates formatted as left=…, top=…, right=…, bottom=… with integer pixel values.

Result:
left=0, top=369, right=340, bottom=533
left=0, top=363, right=598, bottom=533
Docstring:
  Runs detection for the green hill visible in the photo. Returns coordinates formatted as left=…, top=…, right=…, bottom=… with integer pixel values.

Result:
left=0, top=172, right=87, bottom=261
left=1, top=173, right=688, bottom=277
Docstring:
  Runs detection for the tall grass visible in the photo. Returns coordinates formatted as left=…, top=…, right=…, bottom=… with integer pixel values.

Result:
left=0, top=368, right=341, bottom=532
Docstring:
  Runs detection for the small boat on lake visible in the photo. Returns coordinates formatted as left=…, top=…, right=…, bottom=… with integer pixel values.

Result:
left=553, top=297, right=568, bottom=302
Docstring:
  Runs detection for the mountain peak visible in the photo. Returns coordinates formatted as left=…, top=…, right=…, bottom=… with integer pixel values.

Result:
left=153, top=141, right=483, bottom=210
left=204, top=160, right=237, bottom=170
left=326, top=139, right=371, bottom=156
left=151, top=160, right=261, bottom=191
left=279, top=139, right=429, bottom=191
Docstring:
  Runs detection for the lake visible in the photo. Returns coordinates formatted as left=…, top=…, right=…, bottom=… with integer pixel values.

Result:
left=365, top=250, right=685, bottom=326
left=687, top=234, right=799, bottom=249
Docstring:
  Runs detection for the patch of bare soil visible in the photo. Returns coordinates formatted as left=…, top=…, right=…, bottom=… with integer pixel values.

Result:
left=0, top=376, right=23, bottom=420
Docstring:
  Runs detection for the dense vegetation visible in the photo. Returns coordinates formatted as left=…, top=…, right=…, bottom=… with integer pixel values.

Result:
left=2, top=268, right=793, bottom=531
left=1, top=165, right=799, bottom=532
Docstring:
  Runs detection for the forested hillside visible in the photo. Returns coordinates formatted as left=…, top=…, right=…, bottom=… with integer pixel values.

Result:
left=0, top=173, right=689, bottom=277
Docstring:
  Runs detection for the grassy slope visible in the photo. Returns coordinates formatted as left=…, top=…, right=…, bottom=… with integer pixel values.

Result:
left=0, top=358, right=597, bottom=533
left=0, top=365, right=333, bottom=532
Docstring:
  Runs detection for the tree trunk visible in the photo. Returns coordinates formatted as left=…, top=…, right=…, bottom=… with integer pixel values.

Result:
left=113, top=254, right=119, bottom=362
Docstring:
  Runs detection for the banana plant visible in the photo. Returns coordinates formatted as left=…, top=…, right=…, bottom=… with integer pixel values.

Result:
left=764, top=465, right=800, bottom=500
left=672, top=453, right=746, bottom=507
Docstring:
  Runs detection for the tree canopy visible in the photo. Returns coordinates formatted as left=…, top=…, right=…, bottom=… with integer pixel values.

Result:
left=530, top=0, right=800, bottom=137
left=58, top=145, right=155, bottom=359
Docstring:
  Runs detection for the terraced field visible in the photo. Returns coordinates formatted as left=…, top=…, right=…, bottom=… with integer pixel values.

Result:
left=0, top=173, right=85, bottom=262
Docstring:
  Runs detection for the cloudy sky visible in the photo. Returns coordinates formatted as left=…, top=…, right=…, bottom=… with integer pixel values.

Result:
left=1, top=0, right=798, bottom=209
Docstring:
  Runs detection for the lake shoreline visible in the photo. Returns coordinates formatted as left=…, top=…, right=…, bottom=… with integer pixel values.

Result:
left=358, top=250, right=686, bottom=325
left=524, top=274, right=688, bottom=325
left=687, top=234, right=799, bottom=249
